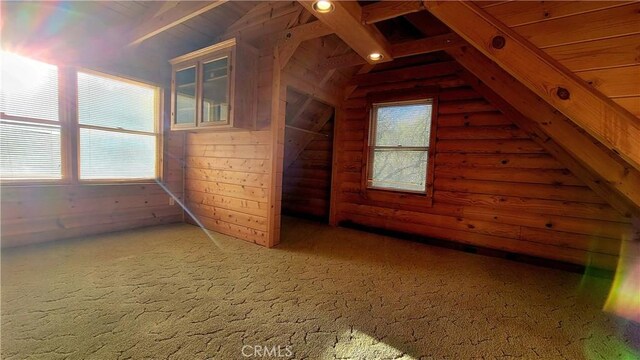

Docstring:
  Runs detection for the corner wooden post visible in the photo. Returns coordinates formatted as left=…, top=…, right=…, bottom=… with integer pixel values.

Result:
left=267, top=46, right=287, bottom=247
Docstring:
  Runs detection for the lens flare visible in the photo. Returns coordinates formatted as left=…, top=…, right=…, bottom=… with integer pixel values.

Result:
left=603, top=238, right=640, bottom=323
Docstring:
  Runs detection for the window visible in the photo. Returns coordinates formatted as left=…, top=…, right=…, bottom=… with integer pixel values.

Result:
left=0, top=51, right=62, bottom=180
left=367, top=94, right=436, bottom=194
left=0, top=49, right=161, bottom=183
left=77, top=71, right=159, bottom=180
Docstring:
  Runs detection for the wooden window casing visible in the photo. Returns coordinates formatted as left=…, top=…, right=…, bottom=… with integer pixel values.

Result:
left=0, top=50, right=163, bottom=185
left=361, top=88, right=439, bottom=207
left=75, top=69, right=162, bottom=183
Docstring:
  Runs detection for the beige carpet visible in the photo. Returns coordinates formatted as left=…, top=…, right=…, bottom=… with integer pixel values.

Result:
left=2, top=217, right=638, bottom=359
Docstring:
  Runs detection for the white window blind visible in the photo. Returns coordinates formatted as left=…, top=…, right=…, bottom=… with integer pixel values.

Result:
left=77, top=71, right=158, bottom=180
left=0, top=50, right=62, bottom=180
left=368, top=100, right=433, bottom=193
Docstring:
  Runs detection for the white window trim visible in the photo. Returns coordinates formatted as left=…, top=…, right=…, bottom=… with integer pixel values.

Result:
left=367, top=98, right=434, bottom=194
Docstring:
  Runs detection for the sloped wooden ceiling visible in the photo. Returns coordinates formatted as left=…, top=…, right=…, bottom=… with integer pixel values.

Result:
left=303, top=0, right=640, bottom=217
left=0, top=1, right=259, bottom=78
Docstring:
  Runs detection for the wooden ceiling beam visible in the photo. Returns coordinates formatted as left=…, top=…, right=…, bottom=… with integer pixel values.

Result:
left=424, top=0, right=640, bottom=172
left=449, top=46, right=640, bottom=216
left=128, top=1, right=227, bottom=47
left=275, top=20, right=334, bottom=70
left=320, top=32, right=464, bottom=71
left=297, top=1, right=393, bottom=64
left=391, top=32, right=465, bottom=58
left=361, top=1, right=424, bottom=24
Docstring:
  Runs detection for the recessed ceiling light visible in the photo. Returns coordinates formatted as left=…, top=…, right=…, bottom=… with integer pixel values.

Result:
left=313, top=0, right=334, bottom=13
left=368, top=52, right=384, bottom=61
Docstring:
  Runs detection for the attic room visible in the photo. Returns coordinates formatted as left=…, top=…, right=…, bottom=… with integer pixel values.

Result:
left=1, top=0, right=638, bottom=358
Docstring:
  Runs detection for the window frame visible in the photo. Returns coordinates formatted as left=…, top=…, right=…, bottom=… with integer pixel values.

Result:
left=0, top=50, right=163, bottom=185
left=0, top=56, right=67, bottom=185
left=361, top=87, right=439, bottom=206
left=75, top=68, right=163, bottom=184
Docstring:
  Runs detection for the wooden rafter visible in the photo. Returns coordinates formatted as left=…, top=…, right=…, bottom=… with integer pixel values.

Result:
left=424, top=0, right=640, bottom=172
left=127, top=1, right=227, bottom=47
left=320, top=33, right=464, bottom=71
left=449, top=46, right=640, bottom=216
left=391, top=32, right=464, bottom=58
left=275, top=20, right=334, bottom=70
left=284, top=105, right=334, bottom=170
left=297, top=1, right=393, bottom=64
left=361, top=1, right=424, bottom=24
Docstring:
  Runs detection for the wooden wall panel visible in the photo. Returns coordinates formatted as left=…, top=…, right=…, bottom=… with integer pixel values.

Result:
left=277, top=35, right=352, bottom=223
left=333, top=59, right=632, bottom=270
left=184, top=130, right=271, bottom=246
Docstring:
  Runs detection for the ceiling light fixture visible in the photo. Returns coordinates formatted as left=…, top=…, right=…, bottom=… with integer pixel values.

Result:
left=368, top=52, right=384, bottom=61
left=312, top=0, right=334, bottom=13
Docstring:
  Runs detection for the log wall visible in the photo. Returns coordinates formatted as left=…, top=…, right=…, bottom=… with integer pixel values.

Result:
left=282, top=119, right=333, bottom=219
left=333, top=58, right=633, bottom=270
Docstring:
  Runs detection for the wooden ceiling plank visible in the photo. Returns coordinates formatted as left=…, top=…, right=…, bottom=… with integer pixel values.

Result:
left=128, top=1, right=228, bottom=47
left=545, top=34, right=640, bottom=73
left=449, top=45, right=640, bottom=216
left=361, top=1, right=424, bottom=24
left=297, top=1, right=393, bottom=64
left=514, top=3, right=640, bottom=49
left=425, top=1, right=640, bottom=172
left=482, top=1, right=633, bottom=28
left=576, top=65, right=640, bottom=99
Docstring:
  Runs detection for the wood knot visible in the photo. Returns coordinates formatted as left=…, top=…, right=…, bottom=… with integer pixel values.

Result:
left=491, top=35, right=506, bottom=49
left=556, top=87, right=570, bottom=100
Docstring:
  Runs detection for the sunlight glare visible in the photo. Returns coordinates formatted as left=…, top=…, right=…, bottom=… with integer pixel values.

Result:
left=1, top=50, right=54, bottom=93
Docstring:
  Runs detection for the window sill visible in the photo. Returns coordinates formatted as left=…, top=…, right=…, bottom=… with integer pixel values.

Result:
left=1, top=179, right=160, bottom=188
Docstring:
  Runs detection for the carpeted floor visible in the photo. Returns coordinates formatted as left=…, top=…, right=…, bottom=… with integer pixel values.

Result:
left=1, top=217, right=638, bottom=359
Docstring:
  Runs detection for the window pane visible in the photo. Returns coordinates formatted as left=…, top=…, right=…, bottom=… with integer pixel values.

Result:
left=0, top=120, right=61, bottom=179
left=78, top=72, right=155, bottom=132
left=202, top=57, right=229, bottom=123
left=80, top=128, right=156, bottom=180
left=374, top=103, right=431, bottom=147
left=175, top=67, right=196, bottom=125
left=369, top=150, right=427, bottom=192
left=0, top=50, right=59, bottom=121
